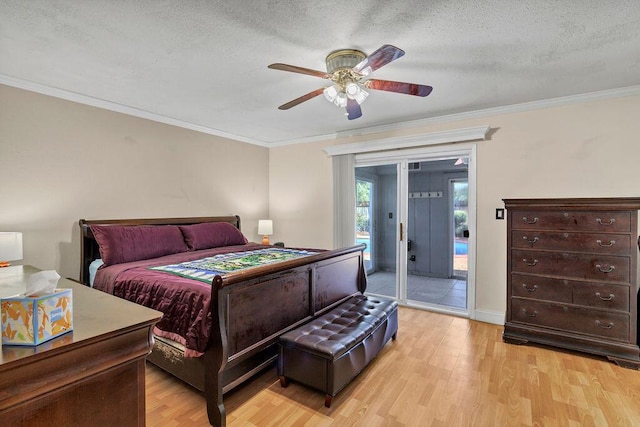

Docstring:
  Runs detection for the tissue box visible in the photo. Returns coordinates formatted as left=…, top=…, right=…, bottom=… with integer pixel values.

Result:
left=1, top=289, right=73, bottom=346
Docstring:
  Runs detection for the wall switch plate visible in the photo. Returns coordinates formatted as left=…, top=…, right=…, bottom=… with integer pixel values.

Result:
left=496, top=208, right=505, bottom=220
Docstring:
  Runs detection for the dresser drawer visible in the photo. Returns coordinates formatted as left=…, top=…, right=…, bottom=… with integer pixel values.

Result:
left=511, top=274, right=630, bottom=311
left=511, top=230, right=631, bottom=255
left=512, top=250, right=630, bottom=283
left=573, top=283, right=630, bottom=311
left=511, top=298, right=630, bottom=341
left=511, top=274, right=572, bottom=302
left=511, top=210, right=631, bottom=232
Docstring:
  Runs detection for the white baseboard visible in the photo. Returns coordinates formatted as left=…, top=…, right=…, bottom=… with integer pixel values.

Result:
left=473, top=309, right=504, bottom=325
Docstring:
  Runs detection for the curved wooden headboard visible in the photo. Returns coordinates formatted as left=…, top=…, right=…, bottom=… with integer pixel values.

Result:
left=78, top=215, right=241, bottom=285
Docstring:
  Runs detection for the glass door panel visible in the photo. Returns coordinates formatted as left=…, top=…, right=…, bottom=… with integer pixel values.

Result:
left=355, top=159, right=469, bottom=312
left=356, top=164, right=398, bottom=299
left=405, top=162, right=468, bottom=311
left=452, top=180, right=469, bottom=279
left=356, top=178, right=374, bottom=272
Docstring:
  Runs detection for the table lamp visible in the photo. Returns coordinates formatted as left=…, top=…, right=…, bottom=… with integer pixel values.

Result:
left=258, top=220, right=273, bottom=245
left=0, top=232, right=23, bottom=267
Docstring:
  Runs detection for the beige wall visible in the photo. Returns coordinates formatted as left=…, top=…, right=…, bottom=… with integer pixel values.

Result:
left=0, top=85, right=269, bottom=280
left=270, top=94, right=640, bottom=321
left=3, top=81, right=638, bottom=321
left=268, top=140, right=334, bottom=249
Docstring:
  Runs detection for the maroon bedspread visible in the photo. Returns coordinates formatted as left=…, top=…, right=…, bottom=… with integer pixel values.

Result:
left=93, top=243, right=265, bottom=356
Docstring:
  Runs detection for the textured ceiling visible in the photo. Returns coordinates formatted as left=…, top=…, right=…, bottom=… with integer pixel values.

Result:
left=1, top=1, right=640, bottom=146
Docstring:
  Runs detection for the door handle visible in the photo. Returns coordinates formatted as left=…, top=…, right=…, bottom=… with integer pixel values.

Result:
left=399, top=222, right=403, bottom=242
left=407, top=239, right=412, bottom=251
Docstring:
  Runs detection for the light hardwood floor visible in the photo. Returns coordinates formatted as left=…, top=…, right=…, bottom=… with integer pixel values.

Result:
left=145, top=306, right=640, bottom=426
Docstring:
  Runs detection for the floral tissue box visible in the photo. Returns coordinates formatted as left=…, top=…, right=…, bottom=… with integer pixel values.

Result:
left=1, top=289, right=73, bottom=346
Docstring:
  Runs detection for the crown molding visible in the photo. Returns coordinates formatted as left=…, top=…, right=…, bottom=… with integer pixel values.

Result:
left=274, top=84, right=640, bottom=146
left=0, top=74, right=271, bottom=148
left=3, top=72, right=639, bottom=149
left=323, top=126, right=491, bottom=156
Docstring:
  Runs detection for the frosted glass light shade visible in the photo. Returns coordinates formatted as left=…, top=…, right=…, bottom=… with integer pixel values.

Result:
left=334, top=92, right=348, bottom=108
left=345, top=82, right=360, bottom=98
left=323, top=85, right=339, bottom=102
left=354, top=87, right=369, bottom=104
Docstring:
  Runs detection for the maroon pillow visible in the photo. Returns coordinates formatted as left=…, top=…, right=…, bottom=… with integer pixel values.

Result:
left=91, top=224, right=189, bottom=266
left=179, top=222, right=247, bottom=251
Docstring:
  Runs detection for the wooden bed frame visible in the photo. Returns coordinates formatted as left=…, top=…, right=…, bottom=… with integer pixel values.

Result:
left=79, top=216, right=366, bottom=427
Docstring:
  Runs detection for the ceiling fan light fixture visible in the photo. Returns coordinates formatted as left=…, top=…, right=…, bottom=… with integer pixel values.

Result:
left=325, top=49, right=366, bottom=74
left=345, top=82, right=360, bottom=98
left=354, top=87, right=369, bottom=105
left=323, top=85, right=339, bottom=102
left=334, top=91, right=348, bottom=108
left=269, top=45, right=432, bottom=120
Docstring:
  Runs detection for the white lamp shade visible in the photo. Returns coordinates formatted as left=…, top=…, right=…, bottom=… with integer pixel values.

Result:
left=258, top=220, right=273, bottom=236
left=0, top=232, right=23, bottom=262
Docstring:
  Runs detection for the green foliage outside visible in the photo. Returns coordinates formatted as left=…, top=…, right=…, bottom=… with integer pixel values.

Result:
left=356, top=214, right=368, bottom=232
left=356, top=181, right=370, bottom=233
left=454, top=182, right=468, bottom=206
left=454, top=210, right=468, bottom=237
left=356, top=181, right=370, bottom=204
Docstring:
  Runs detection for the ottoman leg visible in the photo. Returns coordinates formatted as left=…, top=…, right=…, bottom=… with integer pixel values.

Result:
left=279, top=376, right=289, bottom=388
left=324, top=394, right=333, bottom=408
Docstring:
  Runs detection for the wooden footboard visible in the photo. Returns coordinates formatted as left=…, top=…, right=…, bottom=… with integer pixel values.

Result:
left=205, top=245, right=366, bottom=427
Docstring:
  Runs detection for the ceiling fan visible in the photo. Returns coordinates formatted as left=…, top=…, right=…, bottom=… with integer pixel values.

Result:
left=268, top=44, right=433, bottom=120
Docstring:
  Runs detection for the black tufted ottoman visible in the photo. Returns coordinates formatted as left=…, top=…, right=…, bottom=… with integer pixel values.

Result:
left=278, top=294, right=398, bottom=407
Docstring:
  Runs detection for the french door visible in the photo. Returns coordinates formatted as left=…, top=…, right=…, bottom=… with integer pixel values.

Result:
left=354, top=146, right=475, bottom=316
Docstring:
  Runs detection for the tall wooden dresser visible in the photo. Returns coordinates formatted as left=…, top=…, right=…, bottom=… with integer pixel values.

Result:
left=503, top=198, right=640, bottom=368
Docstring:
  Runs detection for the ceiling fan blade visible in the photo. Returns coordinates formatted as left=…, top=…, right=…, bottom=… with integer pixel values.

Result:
left=268, top=63, right=330, bottom=79
left=277, top=88, right=326, bottom=110
left=352, top=45, right=405, bottom=75
left=365, top=79, right=433, bottom=97
left=346, top=99, right=362, bottom=120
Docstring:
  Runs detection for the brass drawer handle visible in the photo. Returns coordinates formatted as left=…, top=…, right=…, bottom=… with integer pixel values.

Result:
left=595, top=292, right=615, bottom=301
left=595, top=320, right=614, bottom=329
left=595, top=264, right=615, bottom=273
left=522, top=309, right=538, bottom=317
left=522, top=216, right=538, bottom=224
left=523, top=258, right=538, bottom=267
left=522, top=236, right=539, bottom=245
left=596, top=239, right=615, bottom=247
left=522, top=284, right=538, bottom=292
left=596, top=218, right=616, bottom=226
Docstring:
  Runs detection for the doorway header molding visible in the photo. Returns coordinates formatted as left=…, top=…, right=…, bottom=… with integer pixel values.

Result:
left=323, top=125, right=491, bottom=157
